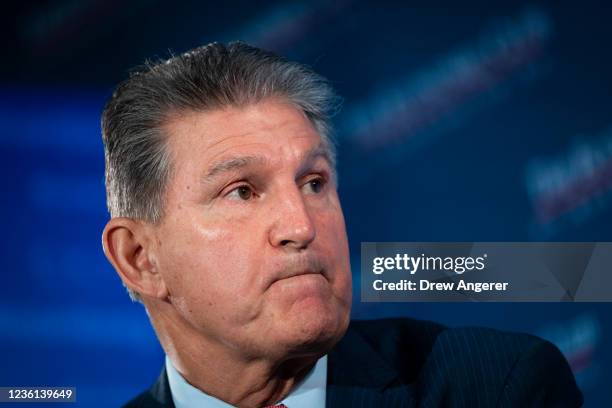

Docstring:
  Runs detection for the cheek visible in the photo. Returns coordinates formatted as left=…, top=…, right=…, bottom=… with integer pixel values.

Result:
left=158, top=218, right=264, bottom=313
left=314, top=207, right=352, bottom=290
left=315, top=199, right=349, bottom=252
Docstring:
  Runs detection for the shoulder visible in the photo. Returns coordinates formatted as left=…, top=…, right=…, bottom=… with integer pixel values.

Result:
left=346, top=318, right=583, bottom=407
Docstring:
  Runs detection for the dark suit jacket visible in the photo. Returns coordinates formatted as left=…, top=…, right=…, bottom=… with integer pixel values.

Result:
left=123, top=318, right=583, bottom=407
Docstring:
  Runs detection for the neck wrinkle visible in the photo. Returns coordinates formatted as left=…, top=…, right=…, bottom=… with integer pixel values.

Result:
left=145, top=297, right=319, bottom=407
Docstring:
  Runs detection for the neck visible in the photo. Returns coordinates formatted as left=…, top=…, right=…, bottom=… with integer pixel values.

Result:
left=146, top=299, right=321, bottom=407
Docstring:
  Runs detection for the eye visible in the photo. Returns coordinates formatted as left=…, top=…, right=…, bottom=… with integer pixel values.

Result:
left=226, top=184, right=255, bottom=201
left=302, top=176, right=327, bottom=194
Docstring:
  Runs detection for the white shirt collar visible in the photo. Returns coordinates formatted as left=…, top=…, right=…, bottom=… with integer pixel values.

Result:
left=165, top=354, right=327, bottom=408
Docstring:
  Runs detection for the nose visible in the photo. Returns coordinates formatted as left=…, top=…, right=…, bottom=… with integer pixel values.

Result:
left=268, top=186, right=316, bottom=250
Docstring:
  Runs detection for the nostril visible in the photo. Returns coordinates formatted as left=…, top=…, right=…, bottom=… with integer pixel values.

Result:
left=280, top=240, right=291, bottom=246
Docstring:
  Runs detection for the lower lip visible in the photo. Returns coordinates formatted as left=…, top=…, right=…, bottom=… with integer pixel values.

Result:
left=274, top=273, right=329, bottom=293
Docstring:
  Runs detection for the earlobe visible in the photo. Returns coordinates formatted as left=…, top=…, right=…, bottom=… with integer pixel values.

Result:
left=102, top=218, right=168, bottom=300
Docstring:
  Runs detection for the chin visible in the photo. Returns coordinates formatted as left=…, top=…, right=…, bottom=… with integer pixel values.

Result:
left=281, top=302, right=349, bottom=355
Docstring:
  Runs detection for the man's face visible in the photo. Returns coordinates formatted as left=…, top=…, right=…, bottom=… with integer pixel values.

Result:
left=151, top=99, right=352, bottom=359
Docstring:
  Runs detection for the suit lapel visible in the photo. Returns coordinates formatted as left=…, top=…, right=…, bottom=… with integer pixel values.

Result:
left=327, top=325, right=416, bottom=407
left=147, top=367, right=175, bottom=408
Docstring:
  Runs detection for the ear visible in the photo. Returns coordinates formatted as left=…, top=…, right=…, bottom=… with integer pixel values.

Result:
left=102, top=217, right=168, bottom=300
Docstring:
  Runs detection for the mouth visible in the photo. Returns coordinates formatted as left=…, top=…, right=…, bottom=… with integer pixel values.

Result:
left=271, top=271, right=329, bottom=297
left=267, top=257, right=328, bottom=290
left=267, top=269, right=328, bottom=287
left=292, top=269, right=321, bottom=277
left=276, top=269, right=324, bottom=283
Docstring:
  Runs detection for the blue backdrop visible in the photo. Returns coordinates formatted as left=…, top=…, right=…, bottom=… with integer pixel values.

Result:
left=2, top=1, right=611, bottom=406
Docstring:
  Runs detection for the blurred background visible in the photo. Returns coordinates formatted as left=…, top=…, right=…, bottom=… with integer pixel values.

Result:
left=2, top=0, right=611, bottom=406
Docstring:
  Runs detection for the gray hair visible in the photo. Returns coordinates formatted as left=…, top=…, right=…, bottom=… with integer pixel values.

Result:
left=101, top=41, right=340, bottom=302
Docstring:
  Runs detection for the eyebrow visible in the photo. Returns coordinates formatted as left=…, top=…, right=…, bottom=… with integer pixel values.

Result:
left=296, top=145, right=334, bottom=178
left=202, top=156, right=266, bottom=184
left=201, top=144, right=334, bottom=185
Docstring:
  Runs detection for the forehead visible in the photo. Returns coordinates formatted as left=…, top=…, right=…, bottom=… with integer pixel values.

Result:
left=162, top=99, right=324, bottom=165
